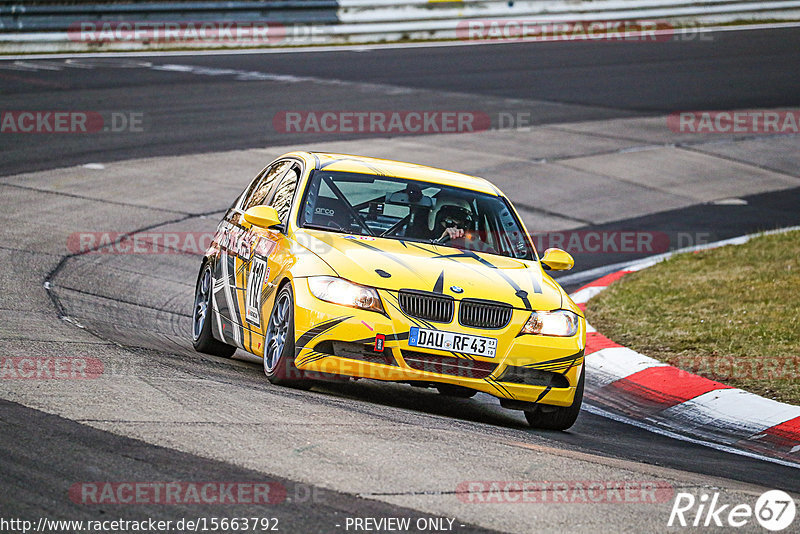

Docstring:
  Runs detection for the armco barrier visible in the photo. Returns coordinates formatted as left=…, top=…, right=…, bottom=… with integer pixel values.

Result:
left=1, top=0, right=800, bottom=52
left=0, top=1, right=340, bottom=30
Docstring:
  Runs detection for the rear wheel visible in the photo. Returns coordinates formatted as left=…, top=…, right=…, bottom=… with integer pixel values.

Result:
left=263, top=285, right=310, bottom=389
left=192, top=262, right=236, bottom=358
left=524, top=367, right=584, bottom=431
left=436, top=384, right=477, bottom=398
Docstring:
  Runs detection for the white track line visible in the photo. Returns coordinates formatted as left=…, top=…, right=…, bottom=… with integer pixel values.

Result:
left=583, top=403, right=800, bottom=470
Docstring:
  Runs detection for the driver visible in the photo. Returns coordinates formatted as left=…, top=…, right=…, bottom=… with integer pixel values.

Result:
left=428, top=195, right=476, bottom=243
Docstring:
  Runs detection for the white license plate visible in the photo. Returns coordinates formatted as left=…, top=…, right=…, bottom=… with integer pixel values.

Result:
left=408, top=327, right=497, bottom=358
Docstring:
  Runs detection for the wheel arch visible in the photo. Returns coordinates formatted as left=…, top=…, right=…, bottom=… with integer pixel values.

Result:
left=276, top=275, right=293, bottom=294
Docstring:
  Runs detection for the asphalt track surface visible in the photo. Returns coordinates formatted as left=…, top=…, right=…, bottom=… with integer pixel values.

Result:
left=1, top=26, right=799, bottom=177
left=0, top=400, right=492, bottom=533
left=2, top=26, right=800, bottom=533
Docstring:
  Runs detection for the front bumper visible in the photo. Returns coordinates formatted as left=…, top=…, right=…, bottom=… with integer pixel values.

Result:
left=292, top=280, right=586, bottom=407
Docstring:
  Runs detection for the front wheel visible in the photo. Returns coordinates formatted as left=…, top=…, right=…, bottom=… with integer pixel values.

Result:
left=263, top=285, right=310, bottom=389
left=525, top=367, right=584, bottom=431
left=192, top=262, right=236, bottom=358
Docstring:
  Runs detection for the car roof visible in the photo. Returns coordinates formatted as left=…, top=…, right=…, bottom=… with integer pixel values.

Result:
left=292, top=151, right=502, bottom=196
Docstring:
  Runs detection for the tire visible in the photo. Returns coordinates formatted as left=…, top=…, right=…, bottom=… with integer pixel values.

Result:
left=263, top=284, right=311, bottom=389
left=192, top=261, right=236, bottom=358
left=524, top=367, right=584, bottom=431
left=436, top=384, right=477, bottom=398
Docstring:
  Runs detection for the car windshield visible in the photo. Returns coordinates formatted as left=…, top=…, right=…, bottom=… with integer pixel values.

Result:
left=298, top=170, right=535, bottom=260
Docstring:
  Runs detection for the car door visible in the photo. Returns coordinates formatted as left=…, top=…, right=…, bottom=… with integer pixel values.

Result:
left=236, top=161, right=302, bottom=356
left=211, top=159, right=294, bottom=350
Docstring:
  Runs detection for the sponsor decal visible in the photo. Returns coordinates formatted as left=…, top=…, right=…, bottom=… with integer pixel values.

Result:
left=255, top=236, right=277, bottom=257
left=214, top=222, right=259, bottom=260
left=245, top=257, right=269, bottom=326
left=374, top=334, right=386, bottom=353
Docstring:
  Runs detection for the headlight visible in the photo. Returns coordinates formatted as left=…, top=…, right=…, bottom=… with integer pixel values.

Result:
left=520, top=310, right=580, bottom=337
left=307, top=276, right=384, bottom=314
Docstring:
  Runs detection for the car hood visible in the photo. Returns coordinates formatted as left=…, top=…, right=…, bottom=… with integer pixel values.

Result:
left=296, top=229, right=564, bottom=310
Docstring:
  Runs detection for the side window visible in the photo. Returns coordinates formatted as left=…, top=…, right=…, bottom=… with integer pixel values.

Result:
left=241, top=160, right=293, bottom=212
left=269, top=167, right=299, bottom=224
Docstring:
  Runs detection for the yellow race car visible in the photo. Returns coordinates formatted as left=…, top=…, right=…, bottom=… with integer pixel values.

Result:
left=192, top=152, right=586, bottom=429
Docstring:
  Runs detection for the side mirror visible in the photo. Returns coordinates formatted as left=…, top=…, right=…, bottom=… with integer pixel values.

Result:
left=540, top=248, right=574, bottom=271
left=243, top=206, right=281, bottom=229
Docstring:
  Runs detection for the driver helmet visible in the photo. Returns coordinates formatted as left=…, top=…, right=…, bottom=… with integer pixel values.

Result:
left=428, top=194, right=475, bottom=233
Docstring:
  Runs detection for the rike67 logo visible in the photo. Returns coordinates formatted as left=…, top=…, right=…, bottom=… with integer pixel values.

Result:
left=668, top=490, right=796, bottom=531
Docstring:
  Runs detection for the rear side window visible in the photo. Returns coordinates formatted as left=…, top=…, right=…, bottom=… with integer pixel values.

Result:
left=241, top=160, right=294, bottom=211
left=268, top=167, right=299, bottom=224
